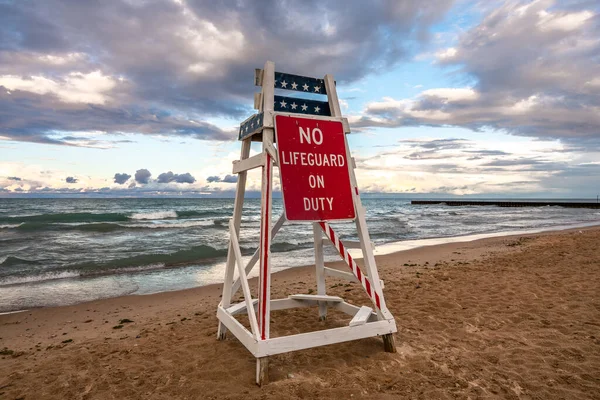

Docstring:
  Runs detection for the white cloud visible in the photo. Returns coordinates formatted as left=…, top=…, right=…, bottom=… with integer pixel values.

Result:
left=501, top=95, right=539, bottom=115
left=0, top=71, right=117, bottom=104
left=37, top=52, right=86, bottom=66
left=435, top=47, right=457, bottom=60
left=537, top=9, right=594, bottom=31
left=421, top=88, right=478, bottom=102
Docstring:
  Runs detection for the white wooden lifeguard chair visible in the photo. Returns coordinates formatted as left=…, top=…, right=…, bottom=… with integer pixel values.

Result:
left=216, top=61, right=397, bottom=386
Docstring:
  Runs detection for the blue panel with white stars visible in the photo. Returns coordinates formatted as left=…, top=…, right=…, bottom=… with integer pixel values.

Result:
left=274, top=95, right=331, bottom=116
left=274, top=72, right=328, bottom=95
left=238, top=112, right=264, bottom=140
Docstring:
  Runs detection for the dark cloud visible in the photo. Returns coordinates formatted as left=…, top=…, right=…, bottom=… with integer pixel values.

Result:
left=404, top=150, right=448, bottom=160
left=0, top=0, right=454, bottom=145
left=401, top=138, right=469, bottom=150
left=393, top=138, right=513, bottom=161
left=173, top=172, right=196, bottom=184
left=7, top=176, right=22, bottom=181
left=0, top=89, right=234, bottom=146
left=156, top=172, right=175, bottom=183
left=157, top=171, right=196, bottom=184
left=222, top=174, right=238, bottom=183
left=134, top=169, right=151, bottom=184
left=206, top=174, right=238, bottom=183
left=65, top=176, right=77, bottom=183
left=113, top=173, right=131, bottom=184
left=358, top=1, right=600, bottom=148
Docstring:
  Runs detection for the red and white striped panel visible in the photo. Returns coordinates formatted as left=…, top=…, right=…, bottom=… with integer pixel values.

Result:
left=319, top=222, right=382, bottom=310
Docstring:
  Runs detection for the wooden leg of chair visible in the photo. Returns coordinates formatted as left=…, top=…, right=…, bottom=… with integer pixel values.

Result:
left=256, top=357, right=269, bottom=386
left=383, top=334, right=397, bottom=353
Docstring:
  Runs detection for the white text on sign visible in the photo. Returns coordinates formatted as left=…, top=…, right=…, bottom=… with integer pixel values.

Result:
left=280, top=126, right=348, bottom=212
left=275, top=115, right=354, bottom=221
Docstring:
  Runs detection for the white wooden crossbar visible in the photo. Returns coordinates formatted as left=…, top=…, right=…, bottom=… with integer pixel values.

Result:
left=289, top=294, right=343, bottom=302
left=229, top=219, right=260, bottom=338
left=257, top=319, right=396, bottom=357
left=232, top=153, right=265, bottom=174
left=349, top=306, right=373, bottom=327
left=226, top=299, right=259, bottom=315
left=230, top=212, right=286, bottom=297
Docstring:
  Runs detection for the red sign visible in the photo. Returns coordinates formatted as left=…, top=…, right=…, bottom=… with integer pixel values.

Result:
left=275, top=115, right=355, bottom=221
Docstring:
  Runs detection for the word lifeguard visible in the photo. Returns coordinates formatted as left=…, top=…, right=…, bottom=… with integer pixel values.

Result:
left=280, top=151, right=345, bottom=167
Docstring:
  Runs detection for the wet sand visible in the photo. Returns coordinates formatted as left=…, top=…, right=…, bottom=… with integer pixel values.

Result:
left=1, top=226, right=599, bottom=399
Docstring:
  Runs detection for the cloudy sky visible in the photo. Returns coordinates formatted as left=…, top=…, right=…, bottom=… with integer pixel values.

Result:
left=1, top=0, right=599, bottom=198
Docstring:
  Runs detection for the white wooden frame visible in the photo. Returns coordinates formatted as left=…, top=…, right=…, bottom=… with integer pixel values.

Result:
left=217, top=61, right=397, bottom=386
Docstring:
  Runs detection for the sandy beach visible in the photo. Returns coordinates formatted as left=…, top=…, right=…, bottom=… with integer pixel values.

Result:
left=1, top=226, right=599, bottom=399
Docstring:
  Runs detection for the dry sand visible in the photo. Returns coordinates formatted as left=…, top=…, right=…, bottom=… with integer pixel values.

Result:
left=1, top=227, right=599, bottom=399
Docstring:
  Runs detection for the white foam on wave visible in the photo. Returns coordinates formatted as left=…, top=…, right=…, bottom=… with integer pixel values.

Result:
left=0, top=223, right=23, bottom=229
left=129, top=210, right=178, bottom=220
left=0, top=271, right=81, bottom=287
left=126, top=220, right=213, bottom=229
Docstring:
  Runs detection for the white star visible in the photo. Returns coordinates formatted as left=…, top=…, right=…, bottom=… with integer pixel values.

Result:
left=280, top=99, right=287, bottom=108
left=281, top=80, right=288, bottom=88
left=291, top=102, right=297, bottom=110
left=291, top=82, right=298, bottom=90
left=314, top=86, right=321, bottom=93
left=314, top=106, right=320, bottom=113
left=301, top=104, right=308, bottom=111
left=302, top=83, right=309, bottom=91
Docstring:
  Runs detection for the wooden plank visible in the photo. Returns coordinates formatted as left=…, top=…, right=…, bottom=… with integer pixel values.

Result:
left=232, top=153, right=265, bottom=174
left=254, top=68, right=263, bottom=86
left=270, top=298, right=312, bottom=311
left=349, top=306, right=372, bottom=327
left=289, top=294, right=343, bottom=302
left=218, top=138, right=251, bottom=340
left=383, top=333, right=397, bottom=353
left=257, top=60, right=275, bottom=341
left=324, top=267, right=358, bottom=283
left=262, top=61, right=275, bottom=127
left=229, top=219, right=260, bottom=338
left=342, top=117, right=351, bottom=134
left=228, top=298, right=310, bottom=315
left=257, top=319, right=397, bottom=357
left=226, top=299, right=259, bottom=315
left=273, top=95, right=331, bottom=116
left=313, top=223, right=327, bottom=320
left=324, top=74, right=342, bottom=117
left=253, top=92, right=262, bottom=110
left=216, top=306, right=258, bottom=355
left=264, top=141, right=278, bottom=166
left=256, top=357, right=269, bottom=386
